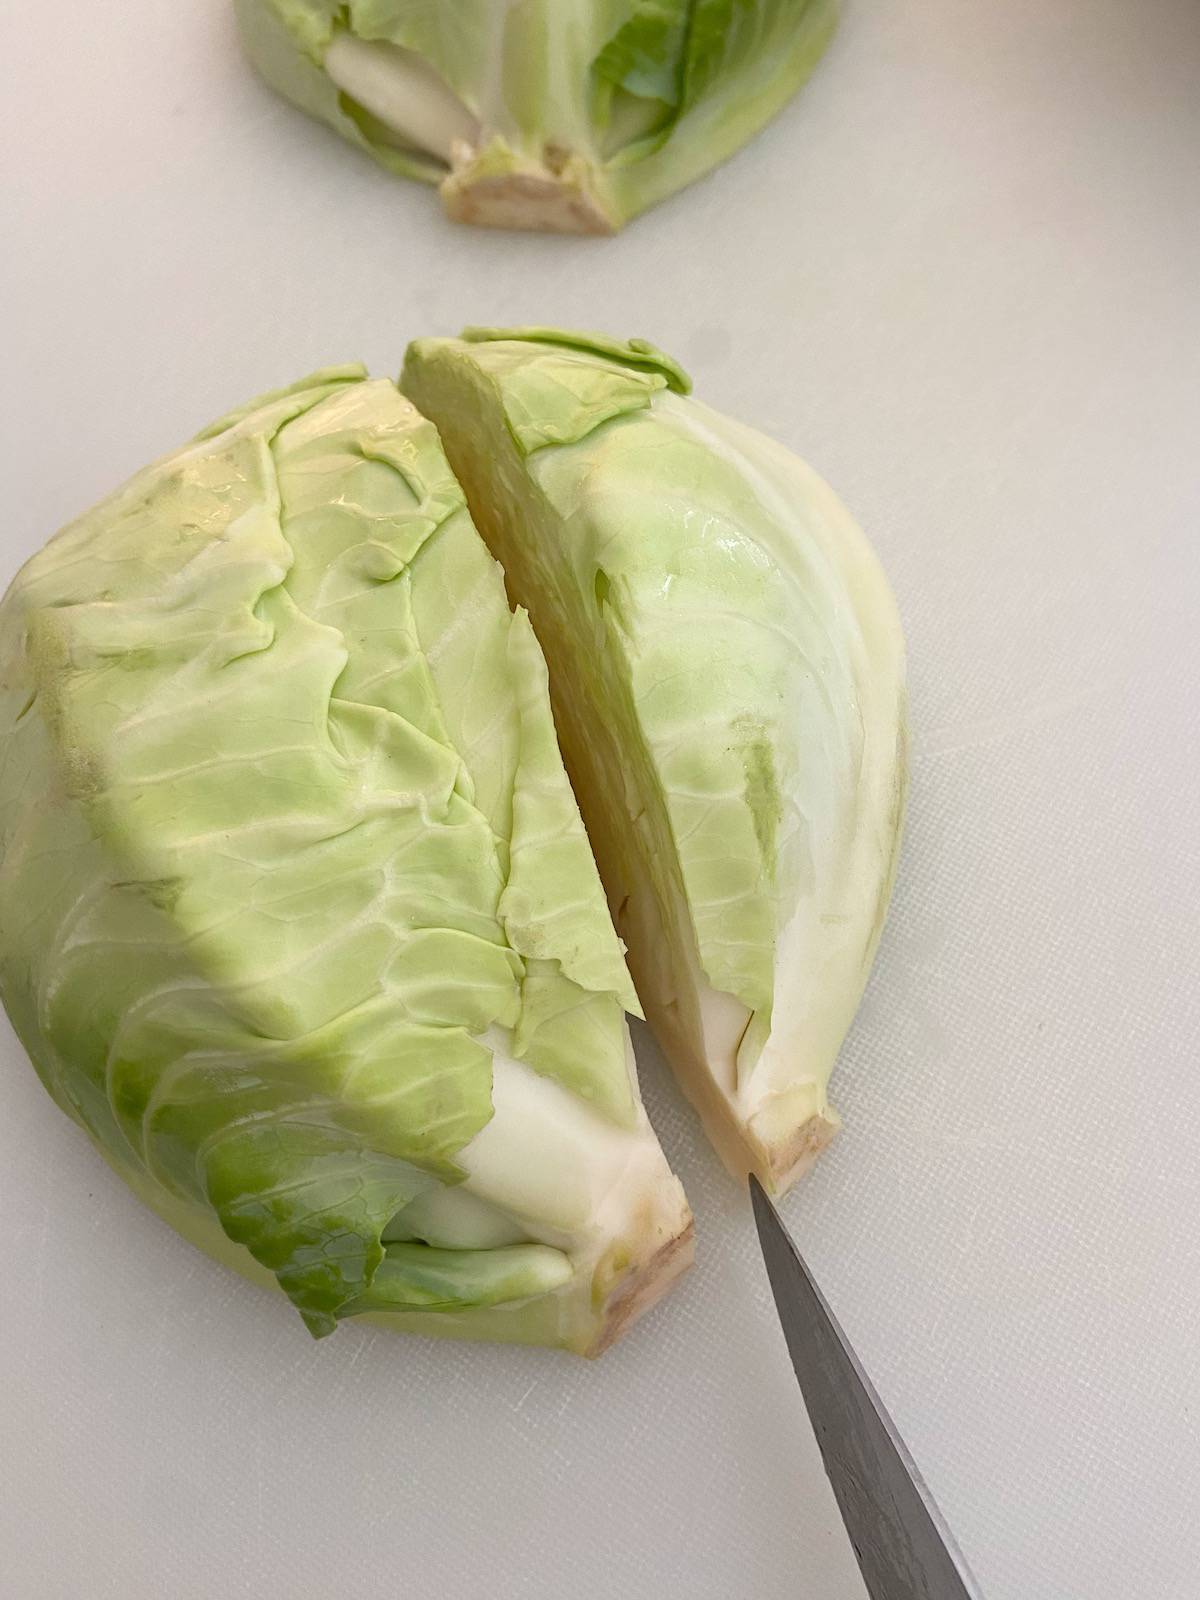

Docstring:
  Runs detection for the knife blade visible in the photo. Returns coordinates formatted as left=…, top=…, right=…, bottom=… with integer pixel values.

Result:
left=750, top=1176, right=983, bottom=1600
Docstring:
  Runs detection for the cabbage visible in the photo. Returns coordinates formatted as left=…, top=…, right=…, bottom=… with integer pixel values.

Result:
left=401, top=329, right=907, bottom=1193
left=0, top=368, right=691, bottom=1350
left=234, top=0, right=839, bottom=233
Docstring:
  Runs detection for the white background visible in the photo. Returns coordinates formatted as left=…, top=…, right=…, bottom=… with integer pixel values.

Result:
left=4, top=3, right=1200, bottom=1596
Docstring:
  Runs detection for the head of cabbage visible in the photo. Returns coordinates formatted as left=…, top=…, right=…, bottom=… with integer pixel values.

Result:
left=235, top=0, right=839, bottom=233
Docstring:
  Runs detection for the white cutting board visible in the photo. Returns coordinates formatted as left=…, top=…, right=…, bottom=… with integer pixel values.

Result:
left=3, top=3, right=1199, bottom=1597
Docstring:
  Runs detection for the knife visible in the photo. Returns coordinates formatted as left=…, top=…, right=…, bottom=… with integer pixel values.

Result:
left=750, top=1176, right=983, bottom=1600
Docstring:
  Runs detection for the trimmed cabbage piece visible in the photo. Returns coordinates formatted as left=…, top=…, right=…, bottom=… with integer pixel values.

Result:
left=0, top=368, right=691, bottom=1350
left=234, top=0, right=839, bottom=234
left=402, top=329, right=906, bottom=1194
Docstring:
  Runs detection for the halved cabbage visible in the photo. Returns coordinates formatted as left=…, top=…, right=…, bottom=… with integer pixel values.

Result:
left=402, top=328, right=907, bottom=1193
left=0, top=368, right=691, bottom=1349
left=234, top=0, right=839, bottom=233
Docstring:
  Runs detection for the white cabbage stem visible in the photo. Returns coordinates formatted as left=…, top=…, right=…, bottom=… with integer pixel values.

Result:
left=324, top=35, right=479, bottom=165
left=459, top=1032, right=688, bottom=1255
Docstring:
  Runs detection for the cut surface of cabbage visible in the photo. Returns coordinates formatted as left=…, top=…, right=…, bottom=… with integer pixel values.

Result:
left=235, top=0, right=840, bottom=233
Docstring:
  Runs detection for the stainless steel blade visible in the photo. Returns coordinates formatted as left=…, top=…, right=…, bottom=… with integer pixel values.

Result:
left=750, top=1176, right=983, bottom=1600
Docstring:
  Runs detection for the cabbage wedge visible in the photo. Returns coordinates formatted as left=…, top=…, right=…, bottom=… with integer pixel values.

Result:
left=402, top=329, right=907, bottom=1193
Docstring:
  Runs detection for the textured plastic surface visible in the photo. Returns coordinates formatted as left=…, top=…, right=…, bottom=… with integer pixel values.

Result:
left=3, top=3, right=1199, bottom=1598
